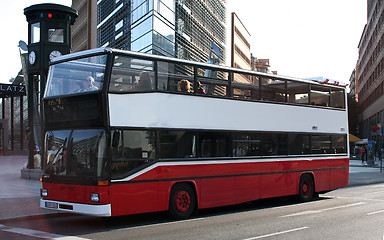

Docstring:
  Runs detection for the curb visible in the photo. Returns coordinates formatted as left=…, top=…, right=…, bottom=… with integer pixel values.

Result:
left=347, top=181, right=384, bottom=187
left=0, top=212, right=74, bottom=224
left=20, top=169, right=44, bottom=180
left=350, top=164, right=384, bottom=169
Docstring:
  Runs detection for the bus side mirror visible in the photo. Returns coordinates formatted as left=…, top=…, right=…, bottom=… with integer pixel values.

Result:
left=112, top=131, right=120, bottom=148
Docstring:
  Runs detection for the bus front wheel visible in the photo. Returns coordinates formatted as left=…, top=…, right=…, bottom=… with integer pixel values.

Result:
left=298, top=174, right=315, bottom=202
left=169, top=183, right=196, bottom=220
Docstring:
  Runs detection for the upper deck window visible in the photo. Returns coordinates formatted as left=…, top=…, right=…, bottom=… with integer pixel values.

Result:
left=157, top=61, right=194, bottom=92
left=261, top=77, right=287, bottom=103
left=287, top=81, right=310, bottom=105
left=330, top=88, right=345, bottom=109
left=109, top=55, right=155, bottom=92
left=45, top=55, right=106, bottom=97
left=232, top=73, right=259, bottom=99
left=197, top=67, right=229, bottom=96
left=45, top=49, right=345, bottom=110
left=310, top=85, right=330, bottom=107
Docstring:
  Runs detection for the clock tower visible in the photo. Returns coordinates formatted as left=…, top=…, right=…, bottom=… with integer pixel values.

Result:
left=24, top=4, right=77, bottom=72
left=24, top=4, right=77, bottom=169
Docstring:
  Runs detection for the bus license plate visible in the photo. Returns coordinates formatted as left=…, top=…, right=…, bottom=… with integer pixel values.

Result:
left=45, top=202, right=58, bottom=209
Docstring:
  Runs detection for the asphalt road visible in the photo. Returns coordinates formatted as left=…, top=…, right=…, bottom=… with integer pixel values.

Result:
left=2, top=183, right=384, bottom=240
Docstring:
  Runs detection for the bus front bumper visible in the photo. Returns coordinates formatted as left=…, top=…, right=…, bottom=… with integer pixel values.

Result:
left=40, top=199, right=112, bottom=217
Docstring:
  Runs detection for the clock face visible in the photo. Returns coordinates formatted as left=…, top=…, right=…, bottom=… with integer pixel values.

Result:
left=49, top=50, right=62, bottom=61
left=29, top=51, right=36, bottom=65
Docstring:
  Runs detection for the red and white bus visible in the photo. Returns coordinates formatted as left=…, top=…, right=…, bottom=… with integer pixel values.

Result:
left=40, top=48, right=349, bottom=219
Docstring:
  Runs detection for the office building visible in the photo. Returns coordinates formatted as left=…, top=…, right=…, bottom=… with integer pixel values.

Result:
left=231, top=13, right=251, bottom=70
left=349, top=68, right=357, bottom=101
left=71, top=0, right=98, bottom=52
left=94, top=0, right=226, bottom=64
left=356, top=0, right=384, bottom=140
left=230, top=12, right=251, bottom=84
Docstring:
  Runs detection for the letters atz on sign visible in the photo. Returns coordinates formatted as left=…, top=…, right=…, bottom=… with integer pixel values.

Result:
left=0, top=84, right=26, bottom=95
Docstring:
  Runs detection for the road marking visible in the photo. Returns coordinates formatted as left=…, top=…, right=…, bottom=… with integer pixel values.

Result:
left=0, top=224, right=90, bottom=239
left=242, top=226, right=309, bottom=240
left=363, top=190, right=384, bottom=196
left=367, top=209, right=384, bottom=216
left=327, top=195, right=384, bottom=202
left=369, top=185, right=384, bottom=188
left=279, top=202, right=366, bottom=218
left=126, top=217, right=206, bottom=230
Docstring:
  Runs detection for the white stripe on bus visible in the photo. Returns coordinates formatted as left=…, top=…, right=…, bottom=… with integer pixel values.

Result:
left=111, top=156, right=348, bottom=183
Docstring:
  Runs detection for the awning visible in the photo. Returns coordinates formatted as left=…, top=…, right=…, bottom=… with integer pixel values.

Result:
left=349, top=134, right=362, bottom=143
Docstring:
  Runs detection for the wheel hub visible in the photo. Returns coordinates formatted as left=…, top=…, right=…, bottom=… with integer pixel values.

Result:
left=302, top=181, right=311, bottom=196
left=175, top=190, right=191, bottom=212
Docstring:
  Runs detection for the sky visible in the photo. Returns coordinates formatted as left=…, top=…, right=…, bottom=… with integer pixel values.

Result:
left=0, top=0, right=72, bottom=83
left=227, top=0, right=367, bottom=84
left=0, top=0, right=366, bottom=85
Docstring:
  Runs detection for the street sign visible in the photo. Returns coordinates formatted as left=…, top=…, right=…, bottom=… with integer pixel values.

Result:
left=0, top=84, right=26, bottom=96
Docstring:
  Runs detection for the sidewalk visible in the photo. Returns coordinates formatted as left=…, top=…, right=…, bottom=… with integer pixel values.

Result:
left=0, top=155, right=60, bottom=221
left=348, top=158, right=384, bottom=186
left=0, top=155, right=384, bottom=222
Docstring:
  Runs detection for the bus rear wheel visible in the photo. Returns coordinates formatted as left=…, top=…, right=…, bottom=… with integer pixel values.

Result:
left=169, top=183, right=196, bottom=220
left=298, top=174, right=315, bottom=202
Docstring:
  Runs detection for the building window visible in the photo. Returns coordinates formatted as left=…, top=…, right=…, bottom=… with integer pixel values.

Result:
left=132, top=0, right=152, bottom=23
left=115, top=31, right=123, bottom=40
left=154, top=15, right=175, bottom=42
left=131, top=16, right=153, bottom=42
left=115, top=19, right=123, bottom=32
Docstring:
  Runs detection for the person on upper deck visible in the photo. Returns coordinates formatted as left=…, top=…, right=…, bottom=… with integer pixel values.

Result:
left=197, top=81, right=206, bottom=94
left=180, top=79, right=192, bottom=93
left=85, top=76, right=99, bottom=91
left=135, top=71, right=152, bottom=91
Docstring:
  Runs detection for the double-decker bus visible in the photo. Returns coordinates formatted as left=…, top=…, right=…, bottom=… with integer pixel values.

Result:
left=40, top=48, right=349, bottom=219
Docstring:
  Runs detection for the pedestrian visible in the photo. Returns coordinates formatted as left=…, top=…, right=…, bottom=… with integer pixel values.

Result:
left=361, top=145, right=367, bottom=164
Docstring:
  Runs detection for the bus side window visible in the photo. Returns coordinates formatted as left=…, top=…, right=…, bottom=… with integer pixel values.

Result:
left=159, top=131, right=196, bottom=158
left=111, top=130, right=156, bottom=179
left=199, top=132, right=230, bottom=157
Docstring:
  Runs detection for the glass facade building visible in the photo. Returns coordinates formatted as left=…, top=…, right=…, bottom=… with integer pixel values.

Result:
left=131, top=0, right=175, bottom=56
left=96, top=0, right=226, bottom=64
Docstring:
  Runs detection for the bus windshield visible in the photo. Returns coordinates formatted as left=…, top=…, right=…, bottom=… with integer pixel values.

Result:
left=45, top=129, right=108, bottom=178
left=45, top=55, right=107, bottom=97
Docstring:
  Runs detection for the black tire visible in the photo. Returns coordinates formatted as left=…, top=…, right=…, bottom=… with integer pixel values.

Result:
left=169, top=183, right=196, bottom=220
left=298, top=174, right=315, bottom=202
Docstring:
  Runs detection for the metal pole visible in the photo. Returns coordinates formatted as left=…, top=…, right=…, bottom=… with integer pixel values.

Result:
left=10, top=96, right=14, bottom=151
left=27, top=73, right=34, bottom=169
left=380, top=153, right=382, bottom=172
left=39, top=70, right=46, bottom=170
left=20, top=95, right=23, bottom=151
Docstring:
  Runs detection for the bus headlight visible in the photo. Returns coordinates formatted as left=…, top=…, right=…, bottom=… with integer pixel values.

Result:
left=90, top=193, right=100, bottom=202
left=41, top=189, right=48, bottom=197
